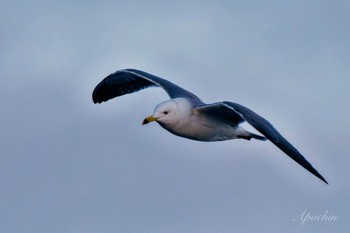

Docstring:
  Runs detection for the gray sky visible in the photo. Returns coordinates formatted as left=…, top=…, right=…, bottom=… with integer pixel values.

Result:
left=1, top=0, right=349, bottom=232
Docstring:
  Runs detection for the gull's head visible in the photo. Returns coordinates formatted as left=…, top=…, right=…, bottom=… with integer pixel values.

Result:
left=142, top=100, right=179, bottom=126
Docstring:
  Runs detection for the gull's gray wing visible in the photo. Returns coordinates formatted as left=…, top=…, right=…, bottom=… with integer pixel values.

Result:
left=195, top=102, right=245, bottom=126
left=195, top=103, right=266, bottom=140
left=223, top=101, right=328, bottom=184
left=92, top=69, right=201, bottom=103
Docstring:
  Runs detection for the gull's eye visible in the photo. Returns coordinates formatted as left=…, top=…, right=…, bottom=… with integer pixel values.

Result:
left=163, top=111, right=169, bottom=115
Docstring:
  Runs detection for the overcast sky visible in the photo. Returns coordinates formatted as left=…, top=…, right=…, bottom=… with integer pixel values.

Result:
left=1, top=1, right=349, bottom=232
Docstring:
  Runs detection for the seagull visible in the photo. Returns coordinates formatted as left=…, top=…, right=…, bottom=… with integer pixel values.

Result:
left=92, top=69, right=328, bottom=184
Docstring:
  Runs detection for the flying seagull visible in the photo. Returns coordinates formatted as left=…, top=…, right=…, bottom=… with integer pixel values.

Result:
left=92, top=69, right=327, bottom=184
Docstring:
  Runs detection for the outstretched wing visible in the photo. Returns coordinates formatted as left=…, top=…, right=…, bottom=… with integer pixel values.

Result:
left=223, top=101, right=328, bottom=184
left=92, top=69, right=201, bottom=103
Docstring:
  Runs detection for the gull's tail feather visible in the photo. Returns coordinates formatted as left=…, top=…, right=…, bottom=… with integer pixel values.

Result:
left=238, top=132, right=267, bottom=141
left=250, top=133, right=267, bottom=141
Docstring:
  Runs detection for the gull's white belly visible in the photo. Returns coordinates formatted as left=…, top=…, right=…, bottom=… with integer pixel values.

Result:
left=160, top=115, right=239, bottom=141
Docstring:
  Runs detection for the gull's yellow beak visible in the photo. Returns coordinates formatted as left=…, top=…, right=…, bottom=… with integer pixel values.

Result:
left=142, top=115, right=157, bottom=125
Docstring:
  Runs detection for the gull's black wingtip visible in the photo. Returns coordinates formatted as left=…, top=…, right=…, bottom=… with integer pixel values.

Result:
left=92, top=73, right=118, bottom=104
left=92, top=91, right=97, bottom=104
left=92, top=97, right=99, bottom=104
left=295, top=160, right=328, bottom=185
left=320, top=175, right=329, bottom=185
left=92, top=85, right=102, bottom=104
left=312, top=170, right=328, bottom=185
